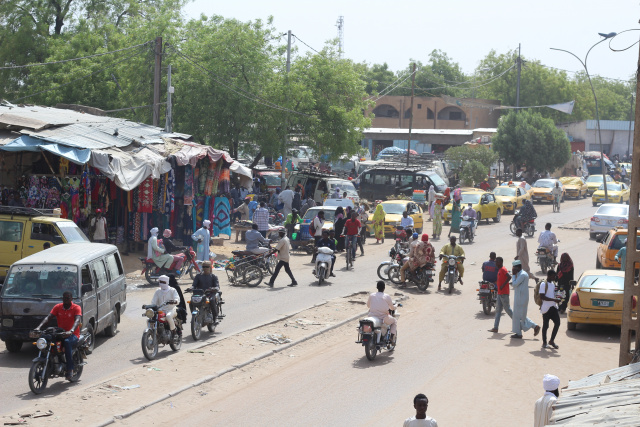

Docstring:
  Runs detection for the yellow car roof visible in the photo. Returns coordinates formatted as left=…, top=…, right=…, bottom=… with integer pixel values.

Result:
left=559, top=177, right=583, bottom=186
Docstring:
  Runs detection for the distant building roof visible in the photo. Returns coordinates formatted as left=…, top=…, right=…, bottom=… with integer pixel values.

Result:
left=364, top=128, right=497, bottom=136
left=586, top=120, right=634, bottom=131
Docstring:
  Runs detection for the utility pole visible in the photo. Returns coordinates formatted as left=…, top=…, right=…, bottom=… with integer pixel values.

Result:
left=153, top=36, right=162, bottom=127
left=165, top=64, right=173, bottom=133
left=406, top=63, right=416, bottom=166
left=627, top=94, right=634, bottom=158
left=620, top=41, right=640, bottom=366
left=516, top=43, right=521, bottom=109
left=281, top=30, right=292, bottom=189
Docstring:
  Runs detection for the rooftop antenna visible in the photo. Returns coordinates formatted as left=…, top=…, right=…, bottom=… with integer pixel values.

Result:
left=336, top=16, right=344, bottom=58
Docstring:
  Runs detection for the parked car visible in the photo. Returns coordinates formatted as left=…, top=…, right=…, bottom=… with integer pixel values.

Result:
left=0, top=243, right=127, bottom=353
left=585, top=174, right=614, bottom=195
left=590, top=204, right=629, bottom=239
left=567, top=269, right=636, bottom=330
left=0, top=206, right=89, bottom=280
left=531, top=179, right=565, bottom=204
left=559, top=176, right=588, bottom=199
left=596, top=227, right=640, bottom=269
left=592, top=182, right=630, bottom=206
left=443, top=191, right=503, bottom=224
left=492, top=185, right=531, bottom=214
left=379, top=200, right=424, bottom=235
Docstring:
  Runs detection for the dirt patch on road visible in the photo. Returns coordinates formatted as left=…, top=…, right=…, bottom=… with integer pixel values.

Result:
left=559, top=218, right=590, bottom=231
left=1, top=292, right=393, bottom=426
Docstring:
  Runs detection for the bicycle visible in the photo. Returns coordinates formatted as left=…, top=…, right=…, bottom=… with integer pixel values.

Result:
left=553, top=195, right=560, bottom=213
left=344, top=234, right=357, bottom=270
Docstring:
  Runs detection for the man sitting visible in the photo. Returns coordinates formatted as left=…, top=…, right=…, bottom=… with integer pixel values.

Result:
left=482, top=252, right=498, bottom=284
left=400, top=233, right=435, bottom=284
left=245, top=223, right=270, bottom=254
left=316, top=230, right=336, bottom=277
left=538, top=223, right=559, bottom=259
left=462, top=203, right=477, bottom=235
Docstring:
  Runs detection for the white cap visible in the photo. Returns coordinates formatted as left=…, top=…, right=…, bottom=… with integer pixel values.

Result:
left=150, top=227, right=159, bottom=236
left=203, top=220, right=211, bottom=228
left=543, top=374, right=560, bottom=391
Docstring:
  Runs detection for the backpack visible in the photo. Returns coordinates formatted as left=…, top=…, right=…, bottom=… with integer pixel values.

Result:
left=534, top=281, right=544, bottom=307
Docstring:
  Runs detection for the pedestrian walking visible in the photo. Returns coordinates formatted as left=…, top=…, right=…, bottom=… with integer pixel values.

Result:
left=556, top=253, right=574, bottom=313
left=534, top=374, right=560, bottom=427
left=489, top=257, right=513, bottom=333
left=267, top=229, right=297, bottom=288
left=252, top=201, right=270, bottom=237
left=403, top=393, right=438, bottom=427
left=432, top=195, right=443, bottom=240
left=278, top=186, right=294, bottom=216
left=515, top=228, right=538, bottom=283
left=511, top=260, right=540, bottom=339
left=428, top=186, right=436, bottom=222
left=448, top=199, right=461, bottom=237
left=539, top=269, right=561, bottom=349
left=90, top=209, right=108, bottom=243
left=372, top=203, right=385, bottom=243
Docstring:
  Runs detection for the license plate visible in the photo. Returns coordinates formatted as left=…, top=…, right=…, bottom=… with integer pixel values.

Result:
left=478, top=289, right=490, bottom=293
left=592, top=299, right=614, bottom=307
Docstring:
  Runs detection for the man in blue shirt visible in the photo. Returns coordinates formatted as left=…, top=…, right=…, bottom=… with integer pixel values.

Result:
left=245, top=223, right=269, bottom=254
left=482, top=252, right=498, bottom=283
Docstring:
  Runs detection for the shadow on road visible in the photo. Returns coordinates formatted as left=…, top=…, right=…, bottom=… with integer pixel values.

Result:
left=351, top=352, right=395, bottom=369
left=529, top=349, right=562, bottom=359
left=564, top=324, right=621, bottom=343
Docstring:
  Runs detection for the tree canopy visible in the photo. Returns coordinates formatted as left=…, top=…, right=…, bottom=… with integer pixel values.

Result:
left=445, top=145, right=498, bottom=186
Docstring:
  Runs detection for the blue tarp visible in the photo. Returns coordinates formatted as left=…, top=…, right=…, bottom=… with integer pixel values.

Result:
left=1, top=135, right=92, bottom=164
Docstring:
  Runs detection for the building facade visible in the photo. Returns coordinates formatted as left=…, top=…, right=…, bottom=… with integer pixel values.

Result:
left=557, top=120, right=635, bottom=157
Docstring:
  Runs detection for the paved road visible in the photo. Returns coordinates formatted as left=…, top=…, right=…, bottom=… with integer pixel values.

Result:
left=0, top=197, right=606, bottom=416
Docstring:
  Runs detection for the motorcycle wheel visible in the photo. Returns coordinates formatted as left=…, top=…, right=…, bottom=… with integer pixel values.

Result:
left=541, top=259, right=549, bottom=274
left=207, top=308, right=217, bottom=333
left=365, top=336, right=378, bottom=361
left=388, top=266, right=402, bottom=284
left=189, top=265, right=197, bottom=280
left=448, top=274, right=454, bottom=294
left=527, top=226, right=535, bottom=238
left=191, top=312, right=202, bottom=341
left=482, top=299, right=492, bottom=315
left=243, top=266, right=263, bottom=287
left=141, top=330, right=158, bottom=361
left=509, top=222, right=517, bottom=235
left=387, top=331, right=397, bottom=351
left=318, top=266, right=326, bottom=285
left=377, top=263, right=389, bottom=280
left=28, top=360, right=49, bottom=394
left=266, top=255, right=277, bottom=275
left=459, top=230, right=466, bottom=244
left=416, top=274, right=428, bottom=292
left=169, top=330, right=182, bottom=351
left=68, top=352, right=83, bottom=382
left=145, top=267, right=159, bottom=286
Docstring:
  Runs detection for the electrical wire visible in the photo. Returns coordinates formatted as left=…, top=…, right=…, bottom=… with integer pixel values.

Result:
left=407, top=63, right=516, bottom=95
left=371, top=69, right=418, bottom=101
left=104, top=102, right=166, bottom=113
left=11, top=44, right=151, bottom=103
left=538, top=63, right=632, bottom=83
left=0, top=40, right=153, bottom=71
left=292, top=34, right=320, bottom=54
left=168, top=45, right=316, bottom=118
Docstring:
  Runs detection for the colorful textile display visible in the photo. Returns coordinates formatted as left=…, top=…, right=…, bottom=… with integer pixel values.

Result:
left=219, top=167, right=231, bottom=194
left=165, top=169, right=175, bottom=214
left=213, top=196, right=231, bottom=237
left=138, top=176, right=153, bottom=213
left=184, top=165, right=194, bottom=206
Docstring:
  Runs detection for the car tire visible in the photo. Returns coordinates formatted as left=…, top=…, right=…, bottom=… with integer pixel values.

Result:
left=476, top=213, right=482, bottom=224
left=567, top=322, right=576, bottom=331
left=592, top=202, right=598, bottom=207
left=493, top=209, right=501, bottom=223
left=596, top=256, right=602, bottom=269
left=589, top=232, right=597, bottom=240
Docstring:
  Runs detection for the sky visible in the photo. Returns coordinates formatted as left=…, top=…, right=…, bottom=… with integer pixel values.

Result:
left=185, top=0, right=640, bottom=84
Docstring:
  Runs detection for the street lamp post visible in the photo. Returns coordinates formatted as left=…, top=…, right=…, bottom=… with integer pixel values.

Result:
left=551, top=32, right=617, bottom=203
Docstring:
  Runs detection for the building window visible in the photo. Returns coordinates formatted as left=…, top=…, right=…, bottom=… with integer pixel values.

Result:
left=404, top=108, right=412, bottom=119
left=372, top=104, right=400, bottom=118
left=437, top=106, right=466, bottom=121
left=427, top=108, right=434, bottom=119
left=417, top=104, right=422, bottom=109
left=449, top=111, right=463, bottom=120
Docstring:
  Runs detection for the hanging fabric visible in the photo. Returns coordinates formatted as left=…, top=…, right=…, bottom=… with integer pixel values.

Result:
left=138, top=176, right=153, bottom=213
left=213, top=196, right=231, bottom=237
left=184, top=165, right=194, bottom=206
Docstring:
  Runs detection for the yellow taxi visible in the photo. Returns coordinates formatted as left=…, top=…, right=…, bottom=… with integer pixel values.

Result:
left=559, top=176, right=588, bottom=199
left=492, top=185, right=531, bottom=213
left=500, top=181, right=533, bottom=196
left=380, top=200, right=424, bottom=235
left=443, top=191, right=503, bottom=224
left=567, top=269, right=636, bottom=330
left=596, top=227, right=639, bottom=269
left=531, top=179, right=564, bottom=203
left=592, top=182, right=630, bottom=206
left=585, top=174, right=614, bottom=195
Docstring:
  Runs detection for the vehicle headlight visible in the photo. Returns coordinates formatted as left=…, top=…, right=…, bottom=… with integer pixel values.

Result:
left=36, top=338, right=47, bottom=350
left=145, top=309, right=154, bottom=318
left=448, top=258, right=456, bottom=266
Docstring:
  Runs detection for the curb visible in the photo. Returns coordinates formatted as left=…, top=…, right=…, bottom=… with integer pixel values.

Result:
left=96, top=292, right=406, bottom=427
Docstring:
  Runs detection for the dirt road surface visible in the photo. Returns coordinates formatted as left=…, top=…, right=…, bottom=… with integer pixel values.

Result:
left=1, top=198, right=621, bottom=426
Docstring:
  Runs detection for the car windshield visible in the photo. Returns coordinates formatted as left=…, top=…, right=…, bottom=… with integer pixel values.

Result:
left=597, top=205, right=628, bottom=216
left=426, top=172, right=446, bottom=187
left=331, top=160, right=355, bottom=173
left=598, top=184, right=621, bottom=191
left=493, top=187, right=516, bottom=197
left=262, top=175, right=280, bottom=186
left=381, top=203, right=407, bottom=215
left=609, top=235, right=640, bottom=250
left=1, top=265, right=78, bottom=298
left=460, top=193, right=481, bottom=204
left=56, top=222, right=89, bottom=242
left=329, top=181, right=357, bottom=196
left=587, top=175, right=604, bottom=183
left=533, top=180, right=555, bottom=188
left=303, top=209, right=336, bottom=222
left=579, top=275, right=624, bottom=291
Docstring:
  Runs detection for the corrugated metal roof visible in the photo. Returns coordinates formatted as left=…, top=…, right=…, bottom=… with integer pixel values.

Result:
left=586, top=120, right=634, bottom=131
left=23, top=123, right=130, bottom=149
left=566, top=362, right=640, bottom=389
left=0, top=104, right=113, bottom=130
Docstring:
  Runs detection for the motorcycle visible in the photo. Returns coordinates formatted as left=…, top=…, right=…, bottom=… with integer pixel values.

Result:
left=184, top=287, right=224, bottom=340
left=269, top=209, right=285, bottom=226
left=510, top=211, right=536, bottom=237
left=441, top=254, right=464, bottom=294
left=537, top=246, right=558, bottom=274
left=140, top=301, right=184, bottom=360
left=459, top=215, right=477, bottom=244
left=314, top=246, right=334, bottom=285
left=356, top=304, right=401, bottom=361
left=394, top=262, right=435, bottom=291
left=477, top=281, right=497, bottom=315
left=27, top=327, right=91, bottom=394
left=140, top=246, right=202, bottom=286
left=377, top=246, right=407, bottom=281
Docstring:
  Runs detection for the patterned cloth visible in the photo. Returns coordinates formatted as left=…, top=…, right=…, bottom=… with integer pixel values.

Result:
left=213, top=197, right=231, bottom=237
left=139, top=176, right=153, bottom=213
left=184, top=165, right=194, bottom=206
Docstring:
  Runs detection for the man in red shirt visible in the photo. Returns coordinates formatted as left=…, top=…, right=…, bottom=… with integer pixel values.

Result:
left=35, top=291, right=82, bottom=380
left=489, top=257, right=513, bottom=333
left=344, top=211, right=361, bottom=262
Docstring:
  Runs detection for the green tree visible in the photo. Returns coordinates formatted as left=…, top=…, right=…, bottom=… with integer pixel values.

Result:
left=492, top=110, right=571, bottom=174
left=357, top=62, right=397, bottom=96
left=395, top=49, right=468, bottom=97
left=445, top=145, right=498, bottom=186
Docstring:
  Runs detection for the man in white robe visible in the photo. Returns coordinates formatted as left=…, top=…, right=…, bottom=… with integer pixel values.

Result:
left=278, top=186, right=294, bottom=217
left=511, top=260, right=540, bottom=339
left=534, top=374, right=559, bottom=427
left=148, top=227, right=174, bottom=268
left=191, top=220, right=211, bottom=262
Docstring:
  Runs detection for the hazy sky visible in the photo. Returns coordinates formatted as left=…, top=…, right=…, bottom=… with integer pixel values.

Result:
left=186, top=0, right=639, bottom=86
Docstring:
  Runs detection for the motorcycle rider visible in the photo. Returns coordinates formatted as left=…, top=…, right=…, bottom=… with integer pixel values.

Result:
left=438, top=235, right=466, bottom=290
left=191, top=261, right=221, bottom=319
left=162, top=229, right=186, bottom=271
left=151, top=275, right=180, bottom=335
left=399, top=233, right=435, bottom=284
left=35, top=291, right=81, bottom=381
left=246, top=223, right=270, bottom=254
left=538, top=223, right=559, bottom=259
left=148, top=227, right=174, bottom=270
left=357, top=203, right=369, bottom=256
left=316, top=229, right=337, bottom=277
left=515, top=199, right=537, bottom=231
left=462, top=203, right=477, bottom=236
left=400, top=211, right=414, bottom=232
left=482, top=252, right=498, bottom=284
left=551, top=182, right=562, bottom=209
left=344, top=211, right=362, bottom=261
left=366, top=281, right=398, bottom=344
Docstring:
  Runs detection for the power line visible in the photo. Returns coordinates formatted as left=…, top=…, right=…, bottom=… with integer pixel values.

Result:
left=292, top=34, right=321, bottom=54
left=0, top=40, right=153, bottom=71
left=168, top=45, right=316, bottom=118
left=104, top=102, right=166, bottom=113
left=11, top=44, right=151, bottom=103
left=371, top=69, right=418, bottom=101
left=537, top=63, right=632, bottom=83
